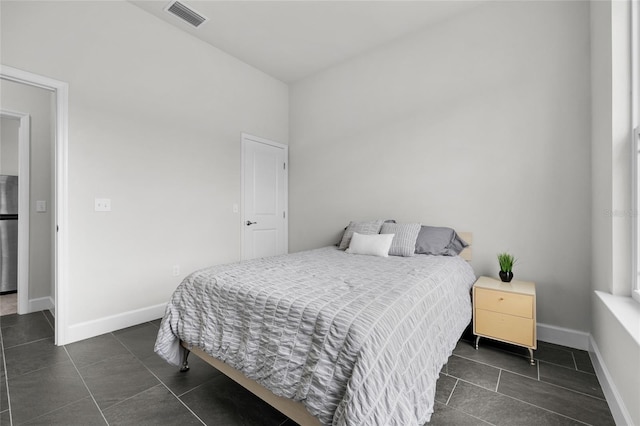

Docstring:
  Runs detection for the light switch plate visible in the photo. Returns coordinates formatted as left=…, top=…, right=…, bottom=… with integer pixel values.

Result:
left=36, top=200, right=47, bottom=212
left=95, top=198, right=111, bottom=212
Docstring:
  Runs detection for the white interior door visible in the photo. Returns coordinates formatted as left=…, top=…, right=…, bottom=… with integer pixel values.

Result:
left=242, top=134, right=287, bottom=260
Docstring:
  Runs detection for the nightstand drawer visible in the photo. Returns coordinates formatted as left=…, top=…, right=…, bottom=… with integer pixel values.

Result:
left=475, top=309, right=534, bottom=347
left=475, top=288, right=533, bottom=318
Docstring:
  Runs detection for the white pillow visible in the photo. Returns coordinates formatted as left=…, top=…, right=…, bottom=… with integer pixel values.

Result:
left=338, top=219, right=385, bottom=250
left=346, top=232, right=395, bottom=257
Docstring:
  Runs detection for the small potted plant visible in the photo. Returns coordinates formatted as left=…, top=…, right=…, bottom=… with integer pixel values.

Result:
left=497, top=252, right=516, bottom=282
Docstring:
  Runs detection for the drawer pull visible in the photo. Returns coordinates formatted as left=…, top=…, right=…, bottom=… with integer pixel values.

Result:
left=499, top=297, right=504, bottom=301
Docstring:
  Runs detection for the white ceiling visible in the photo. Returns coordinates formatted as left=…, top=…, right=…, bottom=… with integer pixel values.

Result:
left=131, top=1, right=480, bottom=83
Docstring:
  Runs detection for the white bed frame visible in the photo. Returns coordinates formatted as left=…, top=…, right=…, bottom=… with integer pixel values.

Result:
left=179, top=232, right=473, bottom=425
left=180, top=342, right=322, bottom=425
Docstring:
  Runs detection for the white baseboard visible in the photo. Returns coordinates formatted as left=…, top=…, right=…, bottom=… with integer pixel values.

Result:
left=28, top=296, right=54, bottom=313
left=536, top=322, right=590, bottom=350
left=65, top=303, right=166, bottom=345
left=589, top=336, right=634, bottom=426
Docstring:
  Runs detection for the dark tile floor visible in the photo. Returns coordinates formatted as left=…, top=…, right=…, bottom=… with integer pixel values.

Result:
left=0, top=311, right=615, bottom=425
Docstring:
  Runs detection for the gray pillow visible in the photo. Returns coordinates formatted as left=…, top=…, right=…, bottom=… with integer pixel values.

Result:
left=380, top=222, right=421, bottom=257
left=336, top=219, right=396, bottom=246
left=414, top=226, right=468, bottom=256
left=338, top=219, right=385, bottom=250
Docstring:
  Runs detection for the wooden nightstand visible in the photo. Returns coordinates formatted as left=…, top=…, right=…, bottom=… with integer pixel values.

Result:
left=473, top=276, right=537, bottom=365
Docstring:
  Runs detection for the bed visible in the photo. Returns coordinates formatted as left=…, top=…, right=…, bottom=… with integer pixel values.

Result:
left=155, top=230, right=474, bottom=426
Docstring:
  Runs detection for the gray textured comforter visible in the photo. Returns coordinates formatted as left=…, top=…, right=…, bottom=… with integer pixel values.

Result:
left=155, top=246, right=475, bottom=425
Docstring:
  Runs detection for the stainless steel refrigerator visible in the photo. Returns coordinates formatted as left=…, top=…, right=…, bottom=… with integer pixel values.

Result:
left=0, top=175, right=18, bottom=294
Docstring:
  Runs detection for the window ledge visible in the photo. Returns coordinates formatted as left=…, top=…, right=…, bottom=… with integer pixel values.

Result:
left=595, top=291, right=640, bottom=346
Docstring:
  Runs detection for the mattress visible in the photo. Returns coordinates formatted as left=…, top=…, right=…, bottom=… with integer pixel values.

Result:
left=155, top=246, right=475, bottom=425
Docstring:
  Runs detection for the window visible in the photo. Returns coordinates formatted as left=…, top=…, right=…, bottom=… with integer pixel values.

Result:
left=633, top=0, right=640, bottom=303
left=635, top=128, right=640, bottom=302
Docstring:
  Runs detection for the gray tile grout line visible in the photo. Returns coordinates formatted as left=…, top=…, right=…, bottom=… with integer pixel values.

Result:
left=0, top=310, right=53, bottom=425
left=537, top=357, right=598, bottom=377
left=97, top=383, right=172, bottom=414
left=14, top=396, right=99, bottom=425
left=475, top=343, right=593, bottom=372
left=439, top=380, right=496, bottom=426
left=176, top=376, right=210, bottom=399
left=451, top=352, right=606, bottom=401
left=1, top=318, right=609, bottom=426
left=450, top=376, right=593, bottom=426
left=2, top=360, right=70, bottom=385
left=41, top=309, right=54, bottom=330
left=461, top=338, right=599, bottom=375
left=446, top=376, right=500, bottom=393
left=444, top=378, right=458, bottom=406
left=70, top=331, right=164, bottom=422
left=4, top=310, right=109, bottom=425
left=64, top=336, right=134, bottom=370
left=148, top=317, right=228, bottom=399
left=62, top=344, right=111, bottom=426
left=446, top=348, right=611, bottom=424
left=443, top=360, right=608, bottom=414
left=438, top=402, right=497, bottom=426
left=109, top=331, right=208, bottom=425
left=2, top=335, right=53, bottom=351
left=451, top=353, right=536, bottom=379
left=498, top=369, right=609, bottom=402
left=0, top=320, right=14, bottom=426
left=495, top=369, right=502, bottom=392
left=496, top=392, right=594, bottom=426
left=1, top=327, right=293, bottom=426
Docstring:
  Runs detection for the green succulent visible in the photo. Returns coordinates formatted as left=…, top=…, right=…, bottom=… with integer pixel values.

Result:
left=497, top=252, right=516, bottom=272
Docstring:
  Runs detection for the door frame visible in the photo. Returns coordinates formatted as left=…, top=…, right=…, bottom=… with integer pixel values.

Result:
left=0, top=110, right=30, bottom=314
left=240, top=133, right=288, bottom=260
left=1, top=65, right=69, bottom=346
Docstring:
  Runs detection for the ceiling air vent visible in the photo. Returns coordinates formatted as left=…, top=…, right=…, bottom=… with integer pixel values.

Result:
left=164, top=1, right=208, bottom=28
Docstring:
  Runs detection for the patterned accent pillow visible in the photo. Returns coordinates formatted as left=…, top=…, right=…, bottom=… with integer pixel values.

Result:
left=380, top=222, right=422, bottom=257
left=338, top=219, right=385, bottom=250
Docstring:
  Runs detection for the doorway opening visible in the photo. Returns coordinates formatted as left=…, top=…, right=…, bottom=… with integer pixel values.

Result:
left=0, top=65, right=69, bottom=345
left=0, top=110, right=30, bottom=317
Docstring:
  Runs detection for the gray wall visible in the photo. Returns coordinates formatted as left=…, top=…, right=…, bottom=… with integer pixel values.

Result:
left=289, top=1, right=592, bottom=332
left=1, top=1, right=289, bottom=328
left=0, top=79, right=54, bottom=303
left=1, top=116, right=19, bottom=175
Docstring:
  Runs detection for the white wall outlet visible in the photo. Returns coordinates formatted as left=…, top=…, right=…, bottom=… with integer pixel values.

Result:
left=36, top=200, right=47, bottom=212
left=94, top=198, right=111, bottom=212
left=172, top=265, right=180, bottom=276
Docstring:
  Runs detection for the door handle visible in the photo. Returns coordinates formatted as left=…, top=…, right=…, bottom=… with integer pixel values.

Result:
left=246, top=221, right=257, bottom=226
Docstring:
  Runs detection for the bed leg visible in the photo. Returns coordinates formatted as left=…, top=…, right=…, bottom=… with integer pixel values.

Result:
left=180, top=348, right=190, bottom=372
